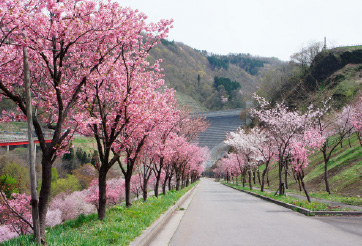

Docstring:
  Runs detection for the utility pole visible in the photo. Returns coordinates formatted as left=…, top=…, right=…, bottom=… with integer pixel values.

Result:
left=23, top=47, right=41, bottom=245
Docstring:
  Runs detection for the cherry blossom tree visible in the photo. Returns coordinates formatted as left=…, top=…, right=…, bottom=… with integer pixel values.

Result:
left=351, top=96, right=362, bottom=145
left=220, top=153, right=241, bottom=184
left=251, top=95, right=315, bottom=195
left=249, top=128, right=276, bottom=191
left=113, top=89, right=177, bottom=207
left=0, top=0, right=172, bottom=238
left=85, top=178, right=125, bottom=211
left=58, top=1, right=173, bottom=216
left=189, top=147, right=210, bottom=184
left=149, top=118, right=179, bottom=197
left=225, top=128, right=261, bottom=189
left=312, top=102, right=355, bottom=194
left=0, top=193, right=32, bottom=236
left=133, top=148, right=156, bottom=201
left=289, top=129, right=324, bottom=201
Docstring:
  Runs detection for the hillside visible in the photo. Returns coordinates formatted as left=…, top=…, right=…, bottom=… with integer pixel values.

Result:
left=262, top=46, right=362, bottom=109
left=263, top=133, right=361, bottom=198
left=148, top=40, right=281, bottom=112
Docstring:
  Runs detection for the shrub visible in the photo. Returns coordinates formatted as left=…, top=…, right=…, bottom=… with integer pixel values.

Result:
left=2, top=162, right=30, bottom=194
left=49, top=190, right=95, bottom=221
left=0, top=225, right=18, bottom=243
left=0, top=175, right=19, bottom=198
left=46, top=209, right=62, bottom=227
left=50, top=174, right=82, bottom=198
left=72, top=164, right=97, bottom=190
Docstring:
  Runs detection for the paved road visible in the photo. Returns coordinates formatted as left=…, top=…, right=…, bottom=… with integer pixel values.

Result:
left=169, top=178, right=362, bottom=246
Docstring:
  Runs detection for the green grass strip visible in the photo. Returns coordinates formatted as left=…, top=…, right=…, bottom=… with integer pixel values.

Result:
left=309, top=192, right=362, bottom=206
left=2, top=182, right=197, bottom=246
left=223, top=182, right=357, bottom=212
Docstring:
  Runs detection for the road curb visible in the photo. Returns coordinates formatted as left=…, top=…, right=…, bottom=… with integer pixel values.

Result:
left=223, top=183, right=362, bottom=216
left=129, top=184, right=199, bottom=246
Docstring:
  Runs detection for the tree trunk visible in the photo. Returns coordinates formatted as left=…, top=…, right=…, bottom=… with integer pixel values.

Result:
left=248, top=169, right=252, bottom=190
left=38, top=157, right=52, bottom=241
left=162, top=177, right=167, bottom=195
left=176, top=175, right=181, bottom=191
left=24, top=46, right=41, bottom=245
left=297, top=175, right=302, bottom=191
left=253, top=171, right=256, bottom=184
left=98, top=168, right=107, bottom=220
left=143, top=178, right=148, bottom=202
left=154, top=171, right=161, bottom=197
left=357, top=132, right=362, bottom=147
left=324, top=159, right=331, bottom=194
left=261, top=169, right=267, bottom=192
left=125, top=174, right=132, bottom=207
left=278, top=159, right=284, bottom=195
left=284, top=161, right=289, bottom=190
left=168, top=175, right=172, bottom=191
left=257, top=170, right=261, bottom=186
left=299, top=173, right=311, bottom=202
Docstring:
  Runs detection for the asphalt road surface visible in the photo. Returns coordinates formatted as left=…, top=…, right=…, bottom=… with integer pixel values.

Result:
left=169, top=178, right=362, bottom=246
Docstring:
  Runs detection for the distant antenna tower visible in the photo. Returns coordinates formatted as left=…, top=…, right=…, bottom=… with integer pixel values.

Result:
left=323, top=37, right=327, bottom=50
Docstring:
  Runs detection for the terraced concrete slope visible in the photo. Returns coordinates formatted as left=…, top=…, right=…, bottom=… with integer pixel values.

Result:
left=197, top=109, right=243, bottom=167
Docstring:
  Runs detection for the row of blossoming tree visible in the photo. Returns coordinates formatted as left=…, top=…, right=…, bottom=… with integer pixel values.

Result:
left=0, top=0, right=209, bottom=243
left=215, top=94, right=361, bottom=201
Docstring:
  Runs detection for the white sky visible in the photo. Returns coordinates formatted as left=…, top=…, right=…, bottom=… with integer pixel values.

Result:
left=118, top=0, right=362, bottom=61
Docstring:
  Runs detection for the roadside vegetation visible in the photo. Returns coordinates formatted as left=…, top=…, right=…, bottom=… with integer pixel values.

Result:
left=2, top=182, right=197, bottom=246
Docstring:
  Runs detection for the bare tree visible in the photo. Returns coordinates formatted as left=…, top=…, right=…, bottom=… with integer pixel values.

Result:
left=290, top=42, right=324, bottom=68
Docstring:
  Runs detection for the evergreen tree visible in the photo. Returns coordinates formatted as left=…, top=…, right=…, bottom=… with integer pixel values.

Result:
left=91, top=150, right=99, bottom=169
left=75, top=148, right=83, bottom=162
left=81, top=151, right=88, bottom=164
left=62, top=148, right=76, bottom=173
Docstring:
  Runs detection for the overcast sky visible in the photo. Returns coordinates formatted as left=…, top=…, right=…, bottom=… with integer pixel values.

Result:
left=118, top=0, right=362, bottom=61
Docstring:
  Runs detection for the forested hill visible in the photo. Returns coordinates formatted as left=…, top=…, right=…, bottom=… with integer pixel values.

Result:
left=148, top=39, right=282, bottom=112
left=257, top=45, right=362, bottom=110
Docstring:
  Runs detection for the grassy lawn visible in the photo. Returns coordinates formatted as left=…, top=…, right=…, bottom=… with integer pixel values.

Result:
left=3, top=182, right=197, bottom=246
left=223, top=182, right=359, bottom=212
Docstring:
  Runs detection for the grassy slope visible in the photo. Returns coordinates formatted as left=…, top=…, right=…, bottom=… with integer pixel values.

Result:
left=277, top=47, right=362, bottom=111
left=305, top=63, right=362, bottom=109
left=264, top=133, right=361, bottom=197
left=2, top=183, right=197, bottom=246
